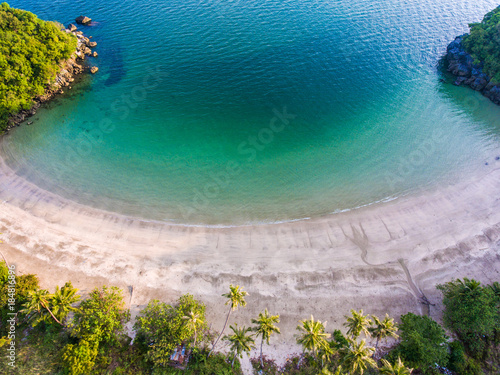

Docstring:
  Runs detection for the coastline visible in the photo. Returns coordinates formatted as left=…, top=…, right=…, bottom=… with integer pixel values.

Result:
left=4, top=25, right=96, bottom=132
left=1, top=140, right=500, bottom=361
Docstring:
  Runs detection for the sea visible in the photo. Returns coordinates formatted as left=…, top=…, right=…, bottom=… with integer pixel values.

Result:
left=3, top=0, right=500, bottom=225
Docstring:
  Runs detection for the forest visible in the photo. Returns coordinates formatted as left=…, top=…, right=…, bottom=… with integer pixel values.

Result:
left=463, top=6, right=500, bottom=83
left=0, top=2, right=77, bottom=132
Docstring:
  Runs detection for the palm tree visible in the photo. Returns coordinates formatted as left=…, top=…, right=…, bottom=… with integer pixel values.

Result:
left=368, top=314, right=398, bottom=351
left=223, top=324, right=255, bottom=368
left=340, top=339, right=376, bottom=375
left=20, top=289, right=62, bottom=326
left=210, top=284, right=248, bottom=355
left=379, top=357, right=413, bottom=375
left=344, top=310, right=372, bottom=339
left=50, top=282, right=81, bottom=323
left=183, top=309, right=204, bottom=348
left=296, top=315, right=331, bottom=358
left=252, top=309, right=280, bottom=368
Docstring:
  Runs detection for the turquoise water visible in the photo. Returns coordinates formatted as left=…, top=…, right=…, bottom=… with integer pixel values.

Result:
left=3, top=0, right=500, bottom=225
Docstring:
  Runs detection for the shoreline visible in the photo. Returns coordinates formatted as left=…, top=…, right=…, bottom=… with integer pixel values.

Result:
left=4, top=25, right=97, bottom=132
left=1, top=141, right=500, bottom=361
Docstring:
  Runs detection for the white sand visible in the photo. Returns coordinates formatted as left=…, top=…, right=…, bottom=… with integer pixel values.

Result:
left=1, top=142, right=500, bottom=362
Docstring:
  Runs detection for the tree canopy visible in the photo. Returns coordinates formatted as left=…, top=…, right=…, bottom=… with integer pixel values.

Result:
left=463, top=6, right=500, bottom=83
left=0, top=2, right=77, bottom=132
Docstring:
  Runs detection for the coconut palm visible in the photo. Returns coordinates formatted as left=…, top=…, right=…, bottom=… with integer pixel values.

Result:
left=20, top=289, right=62, bottom=326
left=183, top=309, right=204, bottom=348
left=252, top=309, right=280, bottom=367
left=223, top=324, right=255, bottom=368
left=368, top=314, right=398, bottom=351
left=340, top=339, right=376, bottom=375
left=209, top=284, right=248, bottom=355
left=379, top=357, right=413, bottom=375
left=296, top=315, right=331, bottom=358
left=344, top=310, right=372, bottom=339
left=50, top=282, right=81, bottom=323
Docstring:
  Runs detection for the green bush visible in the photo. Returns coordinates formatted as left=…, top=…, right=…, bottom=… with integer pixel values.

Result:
left=0, top=2, right=77, bottom=132
left=437, top=278, right=499, bottom=358
left=390, top=313, right=449, bottom=374
left=463, top=6, right=500, bottom=83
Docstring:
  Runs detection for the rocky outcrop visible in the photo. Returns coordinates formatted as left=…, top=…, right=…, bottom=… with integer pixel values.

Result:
left=446, top=35, right=500, bottom=105
left=67, top=23, right=77, bottom=32
left=5, top=26, right=98, bottom=131
left=75, top=16, right=91, bottom=25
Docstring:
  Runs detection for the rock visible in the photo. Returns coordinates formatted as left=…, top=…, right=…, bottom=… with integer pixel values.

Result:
left=75, top=16, right=92, bottom=25
left=92, top=51, right=98, bottom=57
left=87, top=41, right=97, bottom=48
left=83, top=47, right=92, bottom=56
left=90, top=66, right=99, bottom=74
left=67, top=23, right=77, bottom=32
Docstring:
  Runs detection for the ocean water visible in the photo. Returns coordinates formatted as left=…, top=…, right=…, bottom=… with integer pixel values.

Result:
left=2, top=0, right=500, bottom=225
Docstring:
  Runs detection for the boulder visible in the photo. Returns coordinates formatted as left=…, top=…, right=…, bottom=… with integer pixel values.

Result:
left=83, top=47, right=92, bottom=56
left=87, top=41, right=97, bottom=48
left=75, top=16, right=92, bottom=25
left=90, top=66, right=99, bottom=74
left=92, top=51, right=98, bottom=57
left=67, top=23, right=77, bottom=32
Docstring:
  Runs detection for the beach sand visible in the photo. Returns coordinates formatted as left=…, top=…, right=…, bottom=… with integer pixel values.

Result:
left=1, top=144, right=500, bottom=365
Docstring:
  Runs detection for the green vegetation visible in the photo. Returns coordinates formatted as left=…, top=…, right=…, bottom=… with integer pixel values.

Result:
left=438, top=278, right=499, bottom=358
left=390, top=313, right=449, bottom=373
left=0, top=2, right=77, bottom=132
left=463, top=6, right=500, bottom=83
left=1, top=264, right=500, bottom=374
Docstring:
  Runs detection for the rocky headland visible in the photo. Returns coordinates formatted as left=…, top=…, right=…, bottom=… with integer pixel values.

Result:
left=445, top=37, right=500, bottom=106
left=5, top=20, right=98, bottom=131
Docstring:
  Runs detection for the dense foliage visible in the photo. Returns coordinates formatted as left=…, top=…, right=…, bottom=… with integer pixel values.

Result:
left=463, top=6, right=500, bottom=83
left=438, top=278, right=500, bottom=358
left=390, top=313, right=449, bottom=373
left=134, top=295, right=207, bottom=368
left=2, top=270, right=500, bottom=374
left=0, top=2, right=77, bottom=132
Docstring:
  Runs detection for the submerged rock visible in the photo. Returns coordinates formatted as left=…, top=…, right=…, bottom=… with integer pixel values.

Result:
left=90, top=66, right=99, bottom=74
left=75, top=15, right=92, bottom=25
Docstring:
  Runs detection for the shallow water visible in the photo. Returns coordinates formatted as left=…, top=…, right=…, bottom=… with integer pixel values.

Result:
left=3, top=0, right=500, bottom=225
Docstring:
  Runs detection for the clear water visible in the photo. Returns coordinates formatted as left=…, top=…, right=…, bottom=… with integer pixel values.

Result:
left=3, top=0, right=500, bottom=225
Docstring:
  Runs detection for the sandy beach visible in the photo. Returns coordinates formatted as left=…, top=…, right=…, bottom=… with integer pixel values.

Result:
left=1, top=139, right=500, bottom=364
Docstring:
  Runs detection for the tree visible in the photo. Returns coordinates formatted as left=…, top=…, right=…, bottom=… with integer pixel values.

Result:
left=379, top=357, right=413, bottom=375
left=296, top=315, right=331, bottom=358
left=394, top=313, right=448, bottom=373
left=70, top=286, right=129, bottom=345
left=223, top=324, right=255, bottom=368
left=210, top=284, right=248, bottom=355
left=61, top=337, right=99, bottom=375
left=20, top=288, right=62, bottom=326
left=437, top=278, right=499, bottom=357
left=344, top=309, right=372, bottom=339
left=368, top=314, right=398, bottom=351
left=135, top=294, right=206, bottom=368
left=183, top=309, right=204, bottom=349
left=251, top=308, right=280, bottom=368
left=48, top=281, right=80, bottom=324
left=340, top=339, right=376, bottom=375
left=63, top=286, right=129, bottom=374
